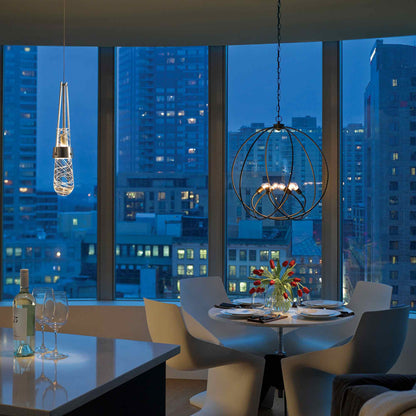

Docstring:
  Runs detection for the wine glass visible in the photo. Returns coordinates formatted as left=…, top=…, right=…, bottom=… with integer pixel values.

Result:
left=43, top=291, right=69, bottom=360
left=32, top=287, right=53, bottom=354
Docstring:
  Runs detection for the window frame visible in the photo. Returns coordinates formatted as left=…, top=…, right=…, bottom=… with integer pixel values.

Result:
left=0, top=43, right=341, bottom=301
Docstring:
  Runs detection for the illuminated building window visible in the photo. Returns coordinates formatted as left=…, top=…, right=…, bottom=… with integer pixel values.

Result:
left=199, top=249, right=207, bottom=260
left=186, top=249, right=194, bottom=260
left=177, top=249, right=185, bottom=259
left=239, top=282, right=247, bottom=292
left=199, top=265, right=207, bottom=275
left=229, top=282, right=236, bottom=292
left=186, top=265, right=194, bottom=276
left=229, top=265, right=236, bottom=276
left=177, top=265, right=185, bottom=276
left=145, top=245, right=151, bottom=257
left=163, top=246, right=170, bottom=257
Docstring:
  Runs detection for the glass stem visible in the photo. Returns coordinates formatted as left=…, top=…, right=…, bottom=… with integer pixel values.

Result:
left=53, top=328, right=58, bottom=355
left=41, top=324, right=45, bottom=348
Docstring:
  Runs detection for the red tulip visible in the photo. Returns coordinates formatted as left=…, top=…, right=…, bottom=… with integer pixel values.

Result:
left=297, top=289, right=303, bottom=297
left=283, top=292, right=288, bottom=299
left=290, top=281, right=297, bottom=287
left=289, top=260, right=296, bottom=267
left=270, top=259, right=275, bottom=269
left=269, top=280, right=275, bottom=285
left=253, top=280, right=261, bottom=286
left=303, top=287, right=310, bottom=294
left=256, top=287, right=262, bottom=293
left=249, top=288, right=256, bottom=294
left=253, top=269, right=262, bottom=276
left=288, top=271, right=295, bottom=276
left=259, top=287, right=265, bottom=293
left=293, top=277, right=302, bottom=282
left=282, top=260, right=289, bottom=267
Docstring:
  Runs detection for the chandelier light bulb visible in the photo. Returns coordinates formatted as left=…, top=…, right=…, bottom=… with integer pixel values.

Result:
left=53, top=82, right=74, bottom=196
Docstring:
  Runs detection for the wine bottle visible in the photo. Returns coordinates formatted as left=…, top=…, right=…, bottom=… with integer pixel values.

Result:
left=13, top=269, right=35, bottom=357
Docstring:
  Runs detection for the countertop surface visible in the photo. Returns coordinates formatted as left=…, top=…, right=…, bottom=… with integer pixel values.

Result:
left=0, top=328, right=179, bottom=415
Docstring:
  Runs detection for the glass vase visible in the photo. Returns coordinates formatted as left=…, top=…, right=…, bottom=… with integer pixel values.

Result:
left=264, top=286, right=292, bottom=313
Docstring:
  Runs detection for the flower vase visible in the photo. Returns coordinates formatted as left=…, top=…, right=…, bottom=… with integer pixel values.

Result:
left=264, top=286, right=291, bottom=313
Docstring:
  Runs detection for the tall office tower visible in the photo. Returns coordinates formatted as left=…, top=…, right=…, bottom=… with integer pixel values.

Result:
left=365, top=40, right=416, bottom=306
left=3, top=46, right=38, bottom=235
left=117, top=47, right=208, bottom=175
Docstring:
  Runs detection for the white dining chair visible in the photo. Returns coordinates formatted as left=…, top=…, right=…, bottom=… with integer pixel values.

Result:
left=180, top=276, right=277, bottom=356
left=144, top=298, right=265, bottom=416
left=283, top=281, right=392, bottom=355
left=282, top=305, right=409, bottom=416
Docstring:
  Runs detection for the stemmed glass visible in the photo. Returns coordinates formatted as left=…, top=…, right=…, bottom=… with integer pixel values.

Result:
left=32, top=287, right=53, bottom=354
left=42, top=291, right=69, bottom=360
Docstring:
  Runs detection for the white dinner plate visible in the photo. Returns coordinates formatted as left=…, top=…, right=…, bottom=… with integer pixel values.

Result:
left=220, top=308, right=263, bottom=318
left=302, top=299, right=344, bottom=309
left=297, top=308, right=341, bottom=319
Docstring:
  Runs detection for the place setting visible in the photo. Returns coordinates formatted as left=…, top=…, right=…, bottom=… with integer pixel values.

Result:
left=294, top=299, right=354, bottom=320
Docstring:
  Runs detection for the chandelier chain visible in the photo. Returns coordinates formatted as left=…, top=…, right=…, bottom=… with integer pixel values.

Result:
left=275, top=0, right=281, bottom=124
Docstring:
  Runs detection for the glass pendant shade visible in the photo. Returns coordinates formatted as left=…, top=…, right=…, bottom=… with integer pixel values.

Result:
left=53, top=82, right=74, bottom=196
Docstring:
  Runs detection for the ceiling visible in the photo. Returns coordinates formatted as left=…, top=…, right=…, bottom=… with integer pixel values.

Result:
left=0, top=0, right=415, bottom=46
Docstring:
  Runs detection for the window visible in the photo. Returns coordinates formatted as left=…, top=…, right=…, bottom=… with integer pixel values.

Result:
left=239, top=282, right=247, bottom=292
left=226, top=42, right=323, bottom=298
left=199, top=265, right=207, bottom=275
left=177, top=265, right=185, bottom=276
left=115, top=46, right=208, bottom=299
left=342, top=36, right=416, bottom=309
left=229, top=249, right=236, bottom=261
left=239, top=250, right=247, bottom=261
left=2, top=46, right=98, bottom=299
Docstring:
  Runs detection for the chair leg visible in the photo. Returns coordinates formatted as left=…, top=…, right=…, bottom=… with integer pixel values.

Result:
left=282, top=362, right=334, bottom=416
left=198, top=359, right=264, bottom=416
left=190, top=390, right=206, bottom=409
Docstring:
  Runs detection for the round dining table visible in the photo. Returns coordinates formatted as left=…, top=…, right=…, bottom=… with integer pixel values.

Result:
left=208, top=304, right=354, bottom=354
left=208, top=303, right=354, bottom=411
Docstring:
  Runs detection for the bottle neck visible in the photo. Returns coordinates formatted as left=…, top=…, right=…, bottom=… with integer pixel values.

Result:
left=19, top=286, right=29, bottom=293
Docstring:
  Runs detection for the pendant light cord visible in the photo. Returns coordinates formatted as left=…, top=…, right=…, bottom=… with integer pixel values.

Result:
left=63, top=0, right=66, bottom=83
left=275, top=0, right=282, bottom=124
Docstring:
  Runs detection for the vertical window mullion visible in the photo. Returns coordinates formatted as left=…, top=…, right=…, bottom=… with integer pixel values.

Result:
left=208, top=46, right=227, bottom=281
left=322, top=41, right=341, bottom=300
left=97, top=47, right=115, bottom=300
left=0, top=46, right=3, bottom=300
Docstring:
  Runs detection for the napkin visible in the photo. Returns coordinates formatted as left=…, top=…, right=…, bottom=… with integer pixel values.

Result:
left=339, top=311, right=355, bottom=318
left=214, top=302, right=241, bottom=309
left=247, top=314, right=287, bottom=323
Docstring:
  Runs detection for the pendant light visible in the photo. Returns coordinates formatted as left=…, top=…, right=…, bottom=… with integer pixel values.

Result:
left=53, top=0, right=74, bottom=196
left=231, top=0, right=329, bottom=221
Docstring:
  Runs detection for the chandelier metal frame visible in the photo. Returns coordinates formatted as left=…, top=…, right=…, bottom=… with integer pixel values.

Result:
left=231, top=0, right=329, bottom=221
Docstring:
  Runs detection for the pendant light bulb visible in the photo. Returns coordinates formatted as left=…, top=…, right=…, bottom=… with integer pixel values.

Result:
left=53, top=82, right=74, bottom=196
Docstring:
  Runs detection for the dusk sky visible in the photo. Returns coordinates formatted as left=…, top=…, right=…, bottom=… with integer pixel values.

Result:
left=35, top=36, right=416, bottom=190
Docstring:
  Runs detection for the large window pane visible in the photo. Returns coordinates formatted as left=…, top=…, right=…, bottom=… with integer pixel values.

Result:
left=115, top=47, right=208, bottom=299
left=2, top=46, right=98, bottom=299
left=342, top=36, right=416, bottom=308
left=227, top=43, right=323, bottom=299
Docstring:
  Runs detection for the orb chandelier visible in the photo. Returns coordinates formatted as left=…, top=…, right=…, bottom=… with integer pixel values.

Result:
left=53, top=0, right=74, bottom=196
left=231, top=0, right=328, bottom=221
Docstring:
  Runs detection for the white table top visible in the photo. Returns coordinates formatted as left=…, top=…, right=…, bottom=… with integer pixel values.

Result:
left=209, top=306, right=354, bottom=328
left=0, top=328, right=179, bottom=416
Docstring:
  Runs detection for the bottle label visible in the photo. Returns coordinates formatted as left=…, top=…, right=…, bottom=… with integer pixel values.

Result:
left=13, top=306, right=35, bottom=341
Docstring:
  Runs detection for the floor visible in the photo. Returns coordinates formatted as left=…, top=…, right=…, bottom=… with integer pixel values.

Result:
left=166, top=379, right=285, bottom=416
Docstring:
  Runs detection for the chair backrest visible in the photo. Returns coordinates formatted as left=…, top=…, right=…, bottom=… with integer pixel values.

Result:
left=348, top=306, right=409, bottom=373
left=144, top=298, right=210, bottom=370
left=180, top=276, right=248, bottom=340
left=348, top=281, right=393, bottom=317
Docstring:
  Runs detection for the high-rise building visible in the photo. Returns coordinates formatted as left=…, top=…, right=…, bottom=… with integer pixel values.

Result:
left=116, top=47, right=208, bottom=175
left=364, top=40, right=416, bottom=306
left=3, top=46, right=38, bottom=234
